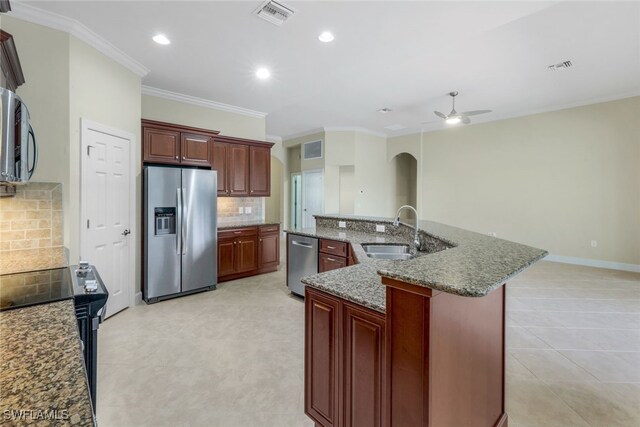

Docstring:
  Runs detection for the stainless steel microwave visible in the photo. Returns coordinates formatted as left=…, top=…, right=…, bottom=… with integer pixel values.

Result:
left=0, top=87, right=37, bottom=184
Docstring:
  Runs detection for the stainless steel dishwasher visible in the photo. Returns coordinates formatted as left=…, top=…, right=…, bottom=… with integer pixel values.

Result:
left=287, top=234, right=318, bottom=297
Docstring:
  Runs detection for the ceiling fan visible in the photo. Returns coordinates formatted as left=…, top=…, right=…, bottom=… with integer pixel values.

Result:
left=434, top=91, right=492, bottom=125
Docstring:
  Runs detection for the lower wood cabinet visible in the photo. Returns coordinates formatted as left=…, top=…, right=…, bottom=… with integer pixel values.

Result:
left=218, top=224, right=280, bottom=282
left=305, top=287, right=385, bottom=427
left=319, top=239, right=352, bottom=273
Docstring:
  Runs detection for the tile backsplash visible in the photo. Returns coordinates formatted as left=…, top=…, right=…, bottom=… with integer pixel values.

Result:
left=218, top=197, right=264, bottom=225
left=0, top=183, right=66, bottom=274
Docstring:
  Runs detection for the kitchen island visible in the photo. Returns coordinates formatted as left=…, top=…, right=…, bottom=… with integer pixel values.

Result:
left=289, top=215, right=547, bottom=427
left=0, top=300, right=95, bottom=426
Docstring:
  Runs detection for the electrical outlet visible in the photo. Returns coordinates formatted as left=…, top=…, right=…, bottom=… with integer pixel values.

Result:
left=376, top=224, right=386, bottom=233
left=591, top=240, right=597, bottom=248
left=487, top=232, right=497, bottom=237
left=338, top=221, right=346, bottom=228
left=238, top=207, right=244, bottom=214
left=245, top=206, right=252, bottom=214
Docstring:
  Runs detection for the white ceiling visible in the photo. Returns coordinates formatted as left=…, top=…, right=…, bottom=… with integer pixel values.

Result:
left=17, top=1, right=640, bottom=139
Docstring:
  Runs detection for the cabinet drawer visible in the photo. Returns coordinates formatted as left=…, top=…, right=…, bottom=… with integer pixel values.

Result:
left=259, top=224, right=280, bottom=235
left=219, top=227, right=258, bottom=239
left=319, top=253, right=347, bottom=273
left=320, top=239, right=348, bottom=257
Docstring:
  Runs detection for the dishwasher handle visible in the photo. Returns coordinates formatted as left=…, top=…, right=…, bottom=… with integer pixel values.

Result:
left=291, top=240, right=314, bottom=249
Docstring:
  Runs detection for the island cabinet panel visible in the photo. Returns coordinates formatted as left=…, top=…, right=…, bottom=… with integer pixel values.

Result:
left=306, top=288, right=341, bottom=427
left=249, top=145, right=271, bottom=196
left=228, top=143, right=250, bottom=196
left=319, top=253, right=347, bottom=272
left=180, top=133, right=212, bottom=167
left=305, top=287, right=386, bottom=427
left=319, top=239, right=351, bottom=273
left=382, top=277, right=507, bottom=427
left=343, top=302, right=385, bottom=427
left=212, top=141, right=229, bottom=196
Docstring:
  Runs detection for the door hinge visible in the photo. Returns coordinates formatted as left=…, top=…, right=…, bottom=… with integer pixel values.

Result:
left=87, top=219, right=90, bottom=229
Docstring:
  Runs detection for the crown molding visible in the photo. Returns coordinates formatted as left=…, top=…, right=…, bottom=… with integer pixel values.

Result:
left=389, top=90, right=640, bottom=139
left=142, top=85, right=267, bottom=119
left=323, top=126, right=387, bottom=138
left=282, top=127, right=326, bottom=141
left=8, top=2, right=149, bottom=77
left=265, top=134, right=283, bottom=143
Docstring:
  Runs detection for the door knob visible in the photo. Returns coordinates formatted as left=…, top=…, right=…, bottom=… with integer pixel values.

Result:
left=122, top=229, right=131, bottom=236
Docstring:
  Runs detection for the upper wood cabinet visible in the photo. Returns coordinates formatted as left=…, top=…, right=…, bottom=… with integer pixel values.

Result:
left=142, top=120, right=218, bottom=167
left=213, top=135, right=274, bottom=197
left=0, top=30, right=25, bottom=92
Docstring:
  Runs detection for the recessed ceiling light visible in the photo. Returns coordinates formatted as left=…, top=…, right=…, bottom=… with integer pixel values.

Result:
left=377, top=108, right=392, bottom=114
left=318, top=31, right=335, bottom=43
left=152, top=34, right=171, bottom=45
left=445, top=116, right=461, bottom=125
left=256, top=67, right=271, bottom=79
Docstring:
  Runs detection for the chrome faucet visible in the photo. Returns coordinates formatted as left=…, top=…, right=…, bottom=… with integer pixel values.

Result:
left=393, top=205, right=421, bottom=250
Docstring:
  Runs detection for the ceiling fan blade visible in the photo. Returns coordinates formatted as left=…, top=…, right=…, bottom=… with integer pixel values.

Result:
left=462, top=116, right=471, bottom=125
left=459, top=110, right=492, bottom=116
left=434, top=111, right=447, bottom=119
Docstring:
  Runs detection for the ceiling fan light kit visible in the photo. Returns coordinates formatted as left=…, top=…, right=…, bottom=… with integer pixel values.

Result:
left=434, top=91, right=492, bottom=126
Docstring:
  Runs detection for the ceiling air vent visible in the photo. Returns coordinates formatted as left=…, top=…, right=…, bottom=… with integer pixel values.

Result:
left=254, top=0, right=295, bottom=26
left=547, top=60, right=573, bottom=71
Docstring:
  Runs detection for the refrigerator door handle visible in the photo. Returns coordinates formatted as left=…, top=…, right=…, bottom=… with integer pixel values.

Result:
left=181, top=187, right=187, bottom=255
left=176, top=188, right=182, bottom=255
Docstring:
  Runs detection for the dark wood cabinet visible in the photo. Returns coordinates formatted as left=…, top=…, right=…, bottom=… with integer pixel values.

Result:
left=319, top=239, right=350, bottom=273
left=228, top=143, right=250, bottom=196
left=1, top=30, right=25, bottom=92
left=142, top=120, right=218, bottom=167
left=305, top=287, right=385, bottom=427
left=212, top=141, right=229, bottom=196
left=181, top=133, right=212, bottom=166
left=213, top=135, right=274, bottom=197
left=143, top=127, right=181, bottom=164
left=218, top=224, right=280, bottom=282
left=305, top=288, right=341, bottom=427
left=249, top=146, right=271, bottom=196
left=258, top=225, right=280, bottom=272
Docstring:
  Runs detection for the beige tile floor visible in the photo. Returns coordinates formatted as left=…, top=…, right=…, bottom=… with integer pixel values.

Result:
left=96, top=260, right=639, bottom=427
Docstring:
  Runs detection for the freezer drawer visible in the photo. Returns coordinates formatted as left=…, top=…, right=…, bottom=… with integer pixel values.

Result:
left=287, top=234, right=318, bottom=297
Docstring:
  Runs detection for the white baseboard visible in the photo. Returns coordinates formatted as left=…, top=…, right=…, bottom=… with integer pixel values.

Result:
left=134, top=292, right=143, bottom=305
left=544, top=254, right=640, bottom=273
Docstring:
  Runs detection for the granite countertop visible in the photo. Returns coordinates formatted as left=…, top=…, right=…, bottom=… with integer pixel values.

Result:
left=288, top=215, right=547, bottom=312
left=0, top=300, right=95, bottom=426
left=218, top=220, right=281, bottom=230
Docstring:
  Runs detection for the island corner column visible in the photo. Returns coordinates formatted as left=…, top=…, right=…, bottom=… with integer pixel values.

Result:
left=381, top=277, right=508, bottom=427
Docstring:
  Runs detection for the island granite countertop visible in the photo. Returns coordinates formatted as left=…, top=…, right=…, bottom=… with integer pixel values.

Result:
left=288, top=215, right=547, bottom=313
left=0, top=300, right=95, bottom=426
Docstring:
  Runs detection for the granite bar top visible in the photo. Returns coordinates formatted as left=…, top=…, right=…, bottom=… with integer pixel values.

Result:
left=0, top=300, right=95, bottom=426
left=288, top=215, right=547, bottom=312
left=218, top=220, right=281, bottom=230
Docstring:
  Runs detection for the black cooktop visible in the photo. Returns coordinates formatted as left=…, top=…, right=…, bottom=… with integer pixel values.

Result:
left=0, top=267, right=74, bottom=311
left=0, top=265, right=108, bottom=312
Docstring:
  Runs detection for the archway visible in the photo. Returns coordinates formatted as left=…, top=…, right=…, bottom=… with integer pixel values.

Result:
left=389, top=152, right=418, bottom=219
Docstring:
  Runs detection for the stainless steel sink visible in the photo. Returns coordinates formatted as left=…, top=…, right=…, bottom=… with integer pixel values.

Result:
left=366, top=253, right=413, bottom=260
left=361, top=244, right=412, bottom=260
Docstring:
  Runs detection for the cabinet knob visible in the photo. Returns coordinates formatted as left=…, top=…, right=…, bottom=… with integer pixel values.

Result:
left=175, top=156, right=178, bottom=159
left=183, top=156, right=186, bottom=160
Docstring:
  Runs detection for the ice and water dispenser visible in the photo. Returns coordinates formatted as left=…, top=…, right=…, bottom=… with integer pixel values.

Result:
left=154, top=207, right=176, bottom=236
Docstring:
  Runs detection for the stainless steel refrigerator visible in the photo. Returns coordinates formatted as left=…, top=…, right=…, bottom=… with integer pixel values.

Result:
left=144, top=166, right=217, bottom=303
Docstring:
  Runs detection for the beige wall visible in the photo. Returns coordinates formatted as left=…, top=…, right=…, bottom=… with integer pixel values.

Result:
left=142, top=94, right=265, bottom=140
left=353, top=132, right=390, bottom=217
left=264, top=157, right=283, bottom=222
left=389, top=96, right=640, bottom=265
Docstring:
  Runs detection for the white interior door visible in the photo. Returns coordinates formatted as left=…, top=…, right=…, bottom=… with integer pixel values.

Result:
left=302, top=169, right=324, bottom=228
left=81, top=119, right=134, bottom=318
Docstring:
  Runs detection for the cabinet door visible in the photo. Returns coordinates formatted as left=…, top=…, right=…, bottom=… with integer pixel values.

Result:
left=218, top=238, right=236, bottom=278
left=143, top=127, right=180, bottom=164
left=228, top=144, right=249, bottom=196
left=258, top=233, right=279, bottom=270
left=305, top=288, right=341, bottom=427
left=180, top=133, right=212, bottom=167
left=212, top=141, right=229, bottom=196
left=343, top=303, right=385, bottom=427
left=236, top=236, right=257, bottom=273
left=319, top=253, right=347, bottom=273
left=249, top=145, right=271, bottom=196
